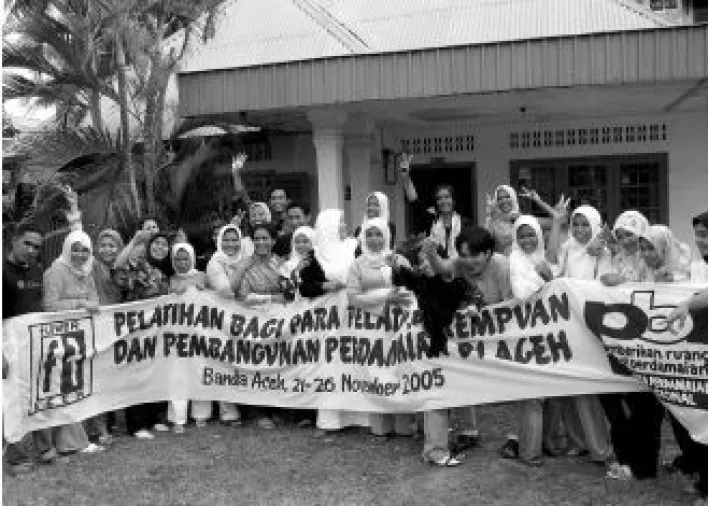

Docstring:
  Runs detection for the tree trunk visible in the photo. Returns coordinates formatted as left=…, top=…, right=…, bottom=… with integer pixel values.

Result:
left=115, top=24, right=139, bottom=215
left=142, top=69, right=158, bottom=215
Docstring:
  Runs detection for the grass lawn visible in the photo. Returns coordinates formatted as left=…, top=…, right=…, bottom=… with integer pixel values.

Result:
left=3, top=404, right=694, bottom=506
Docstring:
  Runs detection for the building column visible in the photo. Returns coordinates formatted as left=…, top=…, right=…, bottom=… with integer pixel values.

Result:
left=309, top=109, right=348, bottom=214
left=344, top=116, right=376, bottom=227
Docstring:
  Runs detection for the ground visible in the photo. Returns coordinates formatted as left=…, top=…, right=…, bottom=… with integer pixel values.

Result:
left=2, top=404, right=695, bottom=506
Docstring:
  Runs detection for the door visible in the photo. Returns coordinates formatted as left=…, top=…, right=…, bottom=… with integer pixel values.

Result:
left=407, top=161, right=476, bottom=232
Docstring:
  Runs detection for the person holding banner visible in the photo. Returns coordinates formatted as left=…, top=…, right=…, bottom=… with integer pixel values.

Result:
left=280, top=226, right=316, bottom=287
left=239, top=223, right=290, bottom=429
left=546, top=205, right=614, bottom=465
left=38, top=230, right=104, bottom=457
left=167, top=242, right=211, bottom=433
left=116, top=232, right=171, bottom=439
left=599, top=210, right=665, bottom=481
left=3, top=220, right=45, bottom=473
left=348, top=218, right=416, bottom=437
left=206, top=224, right=247, bottom=426
left=639, top=225, right=692, bottom=282
left=506, top=215, right=561, bottom=467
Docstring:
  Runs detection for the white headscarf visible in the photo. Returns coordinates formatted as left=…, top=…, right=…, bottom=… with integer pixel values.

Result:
left=613, top=210, right=650, bottom=240
left=211, top=224, right=244, bottom=269
left=362, top=192, right=390, bottom=228
left=358, top=218, right=394, bottom=286
left=510, top=215, right=546, bottom=299
left=171, top=242, right=198, bottom=278
left=560, top=205, right=606, bottom=280
left=495, top=185, right=520, bottom=218
left=249, top=202, right=272, bottom=224
left=56, top=230, right=94, bottom=278
left=314, top=209, right=357, bottom=284
left=283, top=226, right=315, bottom=275
left=643, top=225, right=692, bottom=280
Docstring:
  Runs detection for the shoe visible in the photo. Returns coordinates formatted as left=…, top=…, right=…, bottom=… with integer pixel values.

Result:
left=133, top=429, right=155, bottom=440
left=499, top=438, right=519, bottom=459
left=39, top=448, right=58, bottom=464
left=257, top=417, right=276, bottom=430
left=153, top=423, right=170, bottom=432
left=426, top=454, right=463, bottom=467
left=607, top=464, right=634, bottom=481
left=80, top=443, right=104, bottom=454
left=519, top=457, right=543, bottom=467
left=195, top=420, right=207, bottom=429
left=172, top=424, right=185, bottom=434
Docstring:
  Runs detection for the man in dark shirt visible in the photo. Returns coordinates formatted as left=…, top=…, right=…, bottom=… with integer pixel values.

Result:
left=272, top=202, right=311, bottom=258
left=2, top=220, right=43, bottom=474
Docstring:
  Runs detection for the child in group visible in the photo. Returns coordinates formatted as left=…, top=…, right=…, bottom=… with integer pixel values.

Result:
left=167, top=242, right=209, bottom=434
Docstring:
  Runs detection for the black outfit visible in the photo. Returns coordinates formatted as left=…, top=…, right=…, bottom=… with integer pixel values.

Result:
left=3, top=257, right=44, bottom=319
left=3, top=256, right=43, bottom=466
left=353, top=221, right=396, bottom=257
left=392, top=265, right=484, bottom=358
left=273, top=232, right=292, bottom=258
left=667, top=412, right=708, bottom=497
left=406, top=199, right=473, bottom=257
left=297, top=252, right=329, bottom=299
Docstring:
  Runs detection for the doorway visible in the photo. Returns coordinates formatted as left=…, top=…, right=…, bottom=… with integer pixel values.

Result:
left=407, top=161, right=476, bottom=233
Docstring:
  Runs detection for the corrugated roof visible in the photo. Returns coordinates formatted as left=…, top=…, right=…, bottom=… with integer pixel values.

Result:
left=181, top=0, right=674, bottom=73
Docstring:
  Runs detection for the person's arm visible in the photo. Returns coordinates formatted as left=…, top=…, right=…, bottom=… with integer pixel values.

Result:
left=61, top=186, right=83, bottom=232
left=345, top=263, right=391, bottom=308
left=114, top=231, right=149, bottom=268
left=206, top=259, right=234, bottom=298
left=84, top=275, right=100, bottom=312
left=230, top=153, right=252, bottom=211
left=666, top=287, right=708, bottom=329
left=421, top=238, right=454, bottom=276
left=398, top=153, right=418, bottom=202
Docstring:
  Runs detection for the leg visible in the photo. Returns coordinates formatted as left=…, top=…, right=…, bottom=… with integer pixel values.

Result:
left=573, top=395, right=612, bottom=462
left=218, top=402, right=241, bottom=423
left=33, top=428, right=56, bottom=460
left=168, top=400, right=189, bottom=426
left=55, top=423, right=90, bottom=454
left=600, top=393, right=632, bottom=466
left=423, top=409, right=457, bottom=464
left=542, top=398, right=568, bottom=456
left=190, top=401, right=212, bottom=424
left=369, top=414, right=394, bottom=436
left=625, top=393, right=664, bottom=480
left=518, top=398, right=544, bottom=464
left=393, top=414, right=416, bottom=436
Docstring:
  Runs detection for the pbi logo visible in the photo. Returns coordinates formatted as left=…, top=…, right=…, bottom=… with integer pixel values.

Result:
left=29, top=317, right=95, bottom=414
left=584, top=290, right=708, bottom=346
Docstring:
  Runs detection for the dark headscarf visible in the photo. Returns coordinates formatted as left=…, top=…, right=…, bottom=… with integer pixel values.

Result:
left=146, top=233, right=174, bottom=277
left=692, top=211, right=708, bottom=229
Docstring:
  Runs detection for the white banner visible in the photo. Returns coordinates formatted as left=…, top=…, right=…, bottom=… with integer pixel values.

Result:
left=3, top=279, right=706, bottom=444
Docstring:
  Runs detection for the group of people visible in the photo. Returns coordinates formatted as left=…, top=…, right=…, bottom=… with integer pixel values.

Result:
left=2, top=152, right=707, bottom=503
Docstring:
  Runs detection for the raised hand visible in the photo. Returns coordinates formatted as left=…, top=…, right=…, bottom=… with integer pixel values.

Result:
left=519, top=186, right=540, bottom=202
left=398, top=152, right=414, bottom=175
left=231, top=153, right=248, bottom=173
left=552, top=194, right=571, bottom=222
left=231, top=209, right=246, bottom=227
left=59, top=184, right=79, bottom=212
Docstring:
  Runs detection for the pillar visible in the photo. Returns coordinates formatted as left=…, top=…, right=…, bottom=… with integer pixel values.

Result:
left=309, top=109, right=348, bottom=214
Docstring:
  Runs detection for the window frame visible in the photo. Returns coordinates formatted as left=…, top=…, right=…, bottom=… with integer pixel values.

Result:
left=510, top=153, right=668, bottom=225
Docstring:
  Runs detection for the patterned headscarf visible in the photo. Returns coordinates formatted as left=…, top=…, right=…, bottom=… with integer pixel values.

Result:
left=55, top=230, right=94, bottom=277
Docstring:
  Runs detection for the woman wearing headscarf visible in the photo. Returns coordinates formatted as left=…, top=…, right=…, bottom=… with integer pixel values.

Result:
left=598, top=210, right=665, bottom=482
left=37, top=231, right=104, bottom=460
left=347, top=218, right=416, bottom=437
left=601, top=210, right=650, bottom=287
left=545, top=206, right=614, bottom=465
left=353, top=192, right=396, bottom=256
left=691, top=211, right=708, bottom=282
left=206, top=224, right=246, bottom=425
left=639, top=225, right=693, bottom=282
left=115, top=232, right=171, bottom=439
left=239, top=223, right=290, bottom=429
left=504, top=215, right=559, bottom=467
left=167, top=242, right=211, bottom=432
left=280, top=226, right=316, bottom=281
left=485, top=185, right=521, bottom=256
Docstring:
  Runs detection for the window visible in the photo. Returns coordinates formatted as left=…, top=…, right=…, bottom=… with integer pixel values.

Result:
left=511, top=154, right=668, bottom=225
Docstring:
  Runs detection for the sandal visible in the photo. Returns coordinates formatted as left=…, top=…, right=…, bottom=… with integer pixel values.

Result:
left=499, top=439, right=519, bottom=459
left=98, top=434, right=114, bottom=445
left=223, top=419, right=242, bottom=428
left=427, top=454, right=462, bottom=467
left=520, top=457, right=543, bottom=467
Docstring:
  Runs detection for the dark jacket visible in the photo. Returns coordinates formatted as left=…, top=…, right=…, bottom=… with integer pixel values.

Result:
left=3, top=257, right=44, bottom=319
left=297, top=251, right=328, bottom=299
